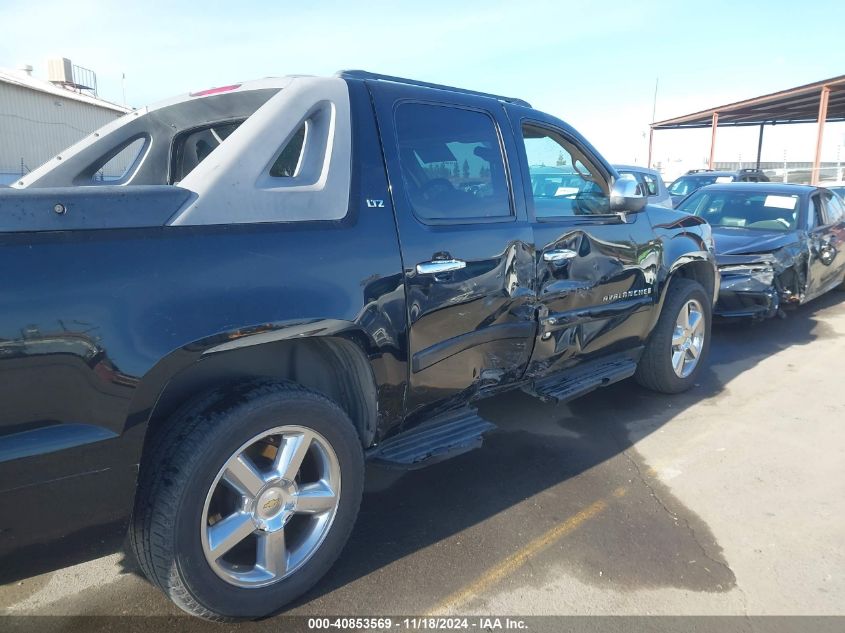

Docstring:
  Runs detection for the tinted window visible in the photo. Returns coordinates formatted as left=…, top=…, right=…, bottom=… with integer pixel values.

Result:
left=171, top=121, right=242, bottom=183
left=395, top=103, right=511, bottom=221
left=522, top=124, right=609, bottom=218
left=270, top=123, right=307, bottom=177
left=642, top=173, right=659, bottom=196
left=668, top=174, right=733, bottom=196
left=821, top=191, right=845, bottom=223
left=808, top=195, right=824, bottom=229
left=173, top=118, right=309, bottom=183
left=94, top=136, right=147, bottom=183
left=677, top=189, right=800, bottom=231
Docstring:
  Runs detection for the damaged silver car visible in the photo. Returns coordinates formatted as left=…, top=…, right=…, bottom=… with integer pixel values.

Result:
left=677, top=183, right=845, bottom=319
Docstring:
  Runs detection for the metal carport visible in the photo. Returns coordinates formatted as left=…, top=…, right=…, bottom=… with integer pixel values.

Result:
left=648, top=75, right=845, bottom=184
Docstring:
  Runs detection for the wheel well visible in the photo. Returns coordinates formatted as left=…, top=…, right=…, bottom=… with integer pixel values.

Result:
left=671, top=260, right=715, bottom=301
left=143, top=336, right=378, bottom=454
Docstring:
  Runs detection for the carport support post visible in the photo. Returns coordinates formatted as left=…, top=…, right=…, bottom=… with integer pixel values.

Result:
left=812, top=86, right=830, bottom=185
left=647, top=127, right=654, bottom=169
left=755, top=123, right=765, bottom=170
left=708, top=112, right=719, bottom=169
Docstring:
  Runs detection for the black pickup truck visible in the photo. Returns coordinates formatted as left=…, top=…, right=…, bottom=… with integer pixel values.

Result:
left=0, top=71, right=717, bottom=620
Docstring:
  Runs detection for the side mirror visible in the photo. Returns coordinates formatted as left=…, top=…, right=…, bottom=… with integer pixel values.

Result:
left=610, top=174, right=647, bottom=212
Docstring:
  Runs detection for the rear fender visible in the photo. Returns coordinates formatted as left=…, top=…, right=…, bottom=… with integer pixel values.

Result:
left=127, top=320, right=395, bottom=462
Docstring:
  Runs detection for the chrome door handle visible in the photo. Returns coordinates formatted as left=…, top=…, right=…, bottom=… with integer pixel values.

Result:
left=416, top=259, right=467, bottom=275
left=543, top=249, right=577, bottom=262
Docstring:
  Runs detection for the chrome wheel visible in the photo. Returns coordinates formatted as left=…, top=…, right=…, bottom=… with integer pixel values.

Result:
left=200, top=426, right=341, bottom=588
left=671, top=298, right=705, bottom=378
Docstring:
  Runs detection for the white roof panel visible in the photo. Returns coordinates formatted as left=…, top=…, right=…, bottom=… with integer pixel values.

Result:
left=0, top=67, right=131, bottom=113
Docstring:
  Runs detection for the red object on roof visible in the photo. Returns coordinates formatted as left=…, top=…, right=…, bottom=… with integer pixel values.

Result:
left=189, top=84, right=242, bottom=97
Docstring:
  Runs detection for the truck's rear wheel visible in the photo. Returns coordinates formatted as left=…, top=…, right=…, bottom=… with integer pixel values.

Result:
left=635, top=278, right=711, bottom=394
left=131, top=382, right=364, bottom=621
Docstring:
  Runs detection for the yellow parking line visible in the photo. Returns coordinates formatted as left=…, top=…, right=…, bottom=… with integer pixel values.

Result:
left=428, top=487, right=627, bottom=615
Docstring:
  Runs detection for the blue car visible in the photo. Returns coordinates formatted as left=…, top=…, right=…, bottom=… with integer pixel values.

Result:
left=669, top=168, right=769, bottom=207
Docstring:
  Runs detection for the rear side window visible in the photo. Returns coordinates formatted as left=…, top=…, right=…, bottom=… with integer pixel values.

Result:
left=809, top=195, right=824, bottom=229
left=94, top=137, right=147, bottom=183
left=821, top=191, right=845, bottom=223
left=642, top=173, right=659, bottom=196
left=171, top=121, right=243, bottom=183
left=172, top=118, right=307, bottom=183
left=394, top=103, right=511, bottom=222
left=269, top=123, right=306, bottom=177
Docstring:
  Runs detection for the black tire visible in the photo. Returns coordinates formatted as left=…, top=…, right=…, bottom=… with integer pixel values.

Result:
left=130, top=381, right=364, bottom=621
left=635, top=278, right=711, bottom=394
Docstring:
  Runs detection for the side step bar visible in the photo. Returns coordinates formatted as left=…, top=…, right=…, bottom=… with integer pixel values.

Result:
left=530, top=358, right=637, bottom=403
left=369, top=408, right=496, bottom=469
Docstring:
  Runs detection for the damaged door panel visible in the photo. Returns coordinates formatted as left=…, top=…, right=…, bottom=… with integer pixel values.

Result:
left=807, top=191, right=845, bottom=299
left=506, top=117, right=656, bottom=378
left=529, top=224, right=654, bottom=375
left=368, top=82, right=537, bottom=419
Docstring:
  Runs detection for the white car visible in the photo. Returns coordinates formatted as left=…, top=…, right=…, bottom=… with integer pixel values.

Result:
left=614, top=164, right=673, bottom=208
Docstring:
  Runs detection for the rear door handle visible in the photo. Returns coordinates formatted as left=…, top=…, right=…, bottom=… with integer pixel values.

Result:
left=416, top=259, right=467, bottom=275
left=543, top=249, right=577, bottom=263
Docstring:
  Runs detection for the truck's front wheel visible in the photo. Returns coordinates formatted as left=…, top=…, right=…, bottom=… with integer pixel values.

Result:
left=131, top=382, right=364, bottom=621
left=635, top=278, right=711, bottom=394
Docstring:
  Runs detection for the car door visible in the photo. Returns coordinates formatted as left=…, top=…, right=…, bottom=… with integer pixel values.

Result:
left=807, top=191, right=845, bottom=293
left=506, top=110, right=656, bottom=377
left=367, top=81, right=536, bottom=417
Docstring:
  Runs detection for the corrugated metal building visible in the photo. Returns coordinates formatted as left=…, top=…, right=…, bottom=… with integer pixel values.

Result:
left=0, top=66, right=131, bottom=185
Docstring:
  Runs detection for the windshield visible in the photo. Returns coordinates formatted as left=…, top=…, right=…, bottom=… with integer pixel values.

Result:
left=677, top=189, right=800, bottom=231
left=668, top=174, right=733, bottom=196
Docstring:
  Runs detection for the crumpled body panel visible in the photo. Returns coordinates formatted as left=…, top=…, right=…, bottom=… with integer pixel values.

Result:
left=714, top=239, right=808, bottom=319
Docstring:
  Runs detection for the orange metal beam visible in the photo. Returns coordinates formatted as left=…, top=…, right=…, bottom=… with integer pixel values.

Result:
left=708, top=112, right=719, bottom=169
left=652, top=74, right=845, bottom=129
left=812, top=86, right=831, bottom=185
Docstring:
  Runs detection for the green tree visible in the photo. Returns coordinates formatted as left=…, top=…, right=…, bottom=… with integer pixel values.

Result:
left=556, top=152, right=568, bottom=167
left=462, top=159, right=470, bottom=180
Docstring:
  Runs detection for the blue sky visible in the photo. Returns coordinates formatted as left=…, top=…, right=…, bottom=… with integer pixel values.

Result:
left=1, top=0, right=843, bottom=173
